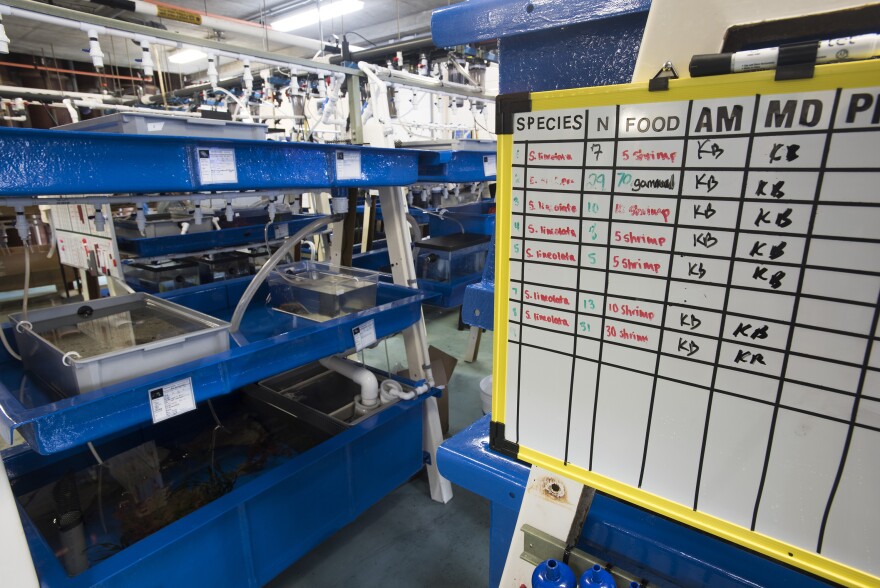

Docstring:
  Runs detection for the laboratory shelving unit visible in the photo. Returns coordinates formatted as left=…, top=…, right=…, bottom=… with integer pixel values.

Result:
left=0, top=125, right=441, bottom=587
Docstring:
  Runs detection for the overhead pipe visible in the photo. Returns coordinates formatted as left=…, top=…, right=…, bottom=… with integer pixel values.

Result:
left=88, top=0, right=346, bottom=55
left=0, top=84, right=126, bottom=103
left=360, top=62, right=493, bottom=102
left=329, top=35, right=435, bottom=65
left=0, top=0, right=356, bottom=76
left=0, top=60, right=144, bottom=82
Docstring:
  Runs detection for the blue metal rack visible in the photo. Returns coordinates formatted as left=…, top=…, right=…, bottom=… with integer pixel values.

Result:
left=0, top=120, right=454, bottom=588
left=3, top=382, right=430, bottom=588
left=0, top=127, right=421, bottom=196
left=0, top=275, right=432, bottom=455
left=417, top=149, right=497, bottom=183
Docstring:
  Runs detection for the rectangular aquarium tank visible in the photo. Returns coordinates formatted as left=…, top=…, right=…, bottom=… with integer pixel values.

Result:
left=267, top=262, right=379, bottom=322
left=8, top=293, right=229, bottom=397
left=114, top=212, right=215, bottom=239
left=413, top=233, right=490, bottom=282
left=194, top=252, right=255, bottom=283
left=123, top=260, right=201, bottom=293
left=245, top=362, right=409, bottom=433
left=6, top=392, right=331, bottom=579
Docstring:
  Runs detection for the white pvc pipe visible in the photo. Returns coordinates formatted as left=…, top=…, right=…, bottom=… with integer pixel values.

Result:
left=127, top=0, right=347, bottom=54
left=319, top=355, right=379, bottom=408
left=358, top=62, right=393, bottom=138
left=0, top=5, right=339, bottom=77
left=211, top=86, right=253, bottom=123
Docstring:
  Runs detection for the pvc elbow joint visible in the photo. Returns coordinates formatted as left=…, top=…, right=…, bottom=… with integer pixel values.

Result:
left=87, top=29, right=104, bottom=69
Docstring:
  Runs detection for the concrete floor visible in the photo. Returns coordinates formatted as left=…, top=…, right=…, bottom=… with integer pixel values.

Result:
left=268, top=306, right=495, bottom=588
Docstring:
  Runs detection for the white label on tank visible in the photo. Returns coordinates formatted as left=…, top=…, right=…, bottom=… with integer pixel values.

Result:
left=336, top=150, right=362, bottom=180
left=197, top=147, right=238, bottom=185
left=352, top=319, right=377, bottom=352
left=147, top=122, right=165, bottom=132
left=149, top=377, right=196, bottom=424
left=483, top=154, right=497, bottom=176
left=274, top=223, right=289, bottom=239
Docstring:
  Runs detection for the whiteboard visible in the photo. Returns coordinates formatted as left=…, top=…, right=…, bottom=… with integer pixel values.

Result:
left=492, top=60, right=880, bottom=587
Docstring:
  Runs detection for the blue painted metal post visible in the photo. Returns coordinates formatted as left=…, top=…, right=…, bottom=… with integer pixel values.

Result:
left=434, top=0, right=650, bottom=331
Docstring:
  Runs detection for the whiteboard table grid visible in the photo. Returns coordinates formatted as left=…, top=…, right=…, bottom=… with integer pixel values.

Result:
left=500, top=68, right=880, bottom=583
left=747, top=89, right=843, bottom=546
left=561, top=110, right=594, bottom=465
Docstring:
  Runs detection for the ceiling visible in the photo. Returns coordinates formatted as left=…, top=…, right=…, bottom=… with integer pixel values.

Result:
left=1, top=0, right=461, bottom=79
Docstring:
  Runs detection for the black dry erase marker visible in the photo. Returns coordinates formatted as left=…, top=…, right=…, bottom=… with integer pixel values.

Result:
left=690, top=33, right=880, bottom=77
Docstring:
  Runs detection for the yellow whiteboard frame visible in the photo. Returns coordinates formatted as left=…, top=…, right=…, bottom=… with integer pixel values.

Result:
left=491, top=59, right=880, bottom=588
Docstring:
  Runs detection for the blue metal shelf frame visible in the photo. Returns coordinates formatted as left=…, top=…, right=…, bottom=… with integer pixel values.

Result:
left=431, top=0, right=650, bottom=94
left=417, top=149, right=497, bottom=183
left=116, top=214, right=325, bottom=257
left=438, top=416, right=833, bottom=588
left=0, top=127, right=421, bottom=196
left=0, top=276, right=432, bottom=454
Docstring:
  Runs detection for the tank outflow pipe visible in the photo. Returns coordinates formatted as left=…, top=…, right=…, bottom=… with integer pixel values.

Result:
left=319, top=355, right=379, bottom=413
left=229, top=214, right=343, bottom=334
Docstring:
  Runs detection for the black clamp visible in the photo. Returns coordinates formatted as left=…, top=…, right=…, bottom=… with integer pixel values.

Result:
left=775, top=41, right=819, bottom=81
left=649, top=61, right=679, bottom=91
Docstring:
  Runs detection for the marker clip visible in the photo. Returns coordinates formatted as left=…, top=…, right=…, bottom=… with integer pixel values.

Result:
left=649, top=61, right=679, bottom=92
left=775, top=41, right=818, bottom=81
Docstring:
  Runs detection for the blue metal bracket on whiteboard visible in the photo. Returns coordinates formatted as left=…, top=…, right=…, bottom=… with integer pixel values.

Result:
left=0, top=127, right=421, bottom=196
left=417, top=149, right=497, bottom=183
left=432, top=0, right=650, bottom=94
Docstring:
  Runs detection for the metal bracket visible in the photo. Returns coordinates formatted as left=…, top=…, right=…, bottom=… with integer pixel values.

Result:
left=775, top=42, right=818, bottom=81
left=520, top=524, right=645, bottom=586
left=648, top=61, right=679, bottom=91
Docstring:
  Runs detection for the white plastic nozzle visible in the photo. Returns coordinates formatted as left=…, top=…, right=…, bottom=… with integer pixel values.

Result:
left=243, top=60, right=254, bottom=93
left=179, top=221, right=190, bottom=235
left=93, top=208, right=106, bottom=232
left=331, top=196, right=349, bottom=214
left=442, top=187, right=449, bottom=200
left=14, top=206, right=29, bottom=244
left=193, top=202, right=203, bottom=225
left=406, top=190, right=414, bottom=206
left=13, top=97, right=24, bottom=112
left=0, top=16, right=10, bottom=55
left=207, top=54, right=218, bottom=88
left=87, top=29, right=104, bottom=70
left=139, top=41, right=154, bottom=78
left=136, top=207, right=146, bottom=236
left=267, top=198, right=277, bottom=222
left=225, top=201, right=234, bottom=223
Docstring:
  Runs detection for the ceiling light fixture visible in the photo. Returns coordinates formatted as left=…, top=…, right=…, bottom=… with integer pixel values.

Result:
left=168, top=48, right=207, bottom=64
left=271, top=0, right=365, bottom=33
